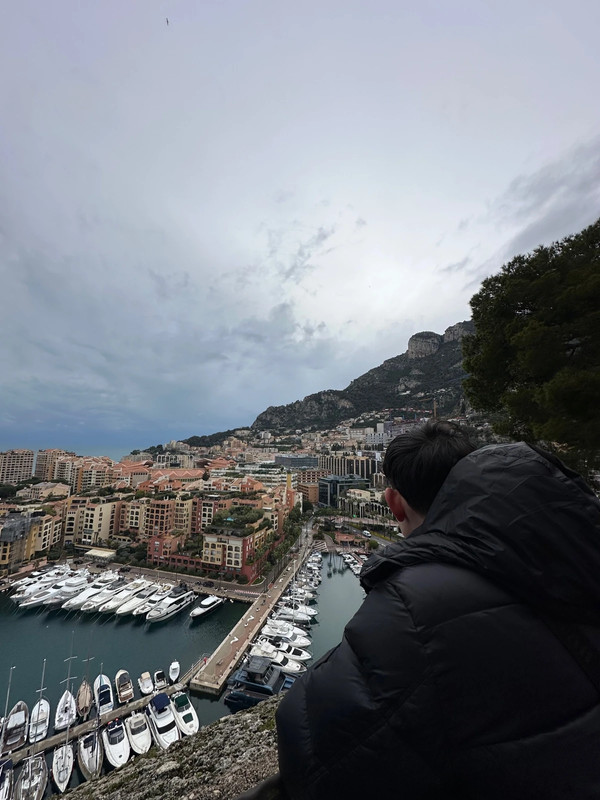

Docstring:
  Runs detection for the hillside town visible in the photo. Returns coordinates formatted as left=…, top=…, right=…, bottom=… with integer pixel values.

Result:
left=0, top=410, right=469, bottom=581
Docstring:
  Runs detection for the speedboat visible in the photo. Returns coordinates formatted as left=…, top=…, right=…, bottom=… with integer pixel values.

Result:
left=171, top=690, right=199, bottom=736
left=77, top=730, right=103, bottom=781
left=261, top=621, right=311, bottom=648
left=93, top=674, right=114, bottom=716
left=114, top=670, right=134, bottom=704
left=271, top=607, right=312, bottom=625
left=102, top=719, right=130, bottom=769
left=124, top=712, right=152, bottom=755
left=189, top=594, right=225, bottom=619
left=115, top=583, right=158, bottom=616
left=28, top=697, right=50, bottom=743
left=80, top=578, right=127, bottom=612
left=145, top=693, right=180, bottom=750
left=3, top=702, right=28, bottom=752
left=153, top=670, right=167, bottom=691
left=54, top=690, right=76, bottom=731
left=131, top=582, right=174, bottom=617
left=0, top=761, right=11, bottom=800
left=248, top=642, right=307, bottom=675
left=169, top=661, right=180, bottom=683
left=62, top=571, right=119, bottom=610
left=224, top=656, right=296, bottom=711
left=146, top=585, right=195, bottom=623
left=137, top=672, right=153, bottom=695
left=14, top=754, right=47, bottom=800
left=277, top=601, right=317, bottom=617
left=257, top=637, right=311, bottom=662
left=76, top=679, right=93, bottom=721
left=51, top=741, right=73, bottom=794
left=98, top=577, right=150, bottom=613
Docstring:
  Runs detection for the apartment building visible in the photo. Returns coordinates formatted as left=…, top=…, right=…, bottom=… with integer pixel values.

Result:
left=0, top=450, right=34, bottom=485
left=145, top=499, right=175, bottom=537
left=0, top=513, right=35, bottom=574
left=30, top=512, right=63, bottom=552
left=318, top=454, right=379, bottom=481
left=64, top=497, right=121, bottom=548
left=118, top=500, right=147, bottom=536
left=34, top=449, right=74, bottom=481
left=318, top=475, right=370, bottom=507
left=16, top=482, right=70, bottom=502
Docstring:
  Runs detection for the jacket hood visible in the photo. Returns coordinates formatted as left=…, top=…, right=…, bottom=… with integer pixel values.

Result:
left=361, top=443, right=600, bottom=619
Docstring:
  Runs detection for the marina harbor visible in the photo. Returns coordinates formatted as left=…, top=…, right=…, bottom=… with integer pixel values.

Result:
left=0, top=540, right=366, bottom=797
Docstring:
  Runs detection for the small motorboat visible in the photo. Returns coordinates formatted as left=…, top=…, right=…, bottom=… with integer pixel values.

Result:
left=189, top=594, right=225, bottom=619
left=93, top=674, right=114, bottom=716
left=76, top=679, right=93, bottom=721
left=257, top=637, right=312, bottom=662
left=124, top=712, right=152, bottom=755
left=77, top=730, right=103, bottom=781
left=28, top=697, right=50, bottom=743
left=102, top=719, right=130, bottom=769
left=51, top=741, right=73, bottom=794
left=0, top=760, right=13, bottom=800
left=146, top=693, right=180, bottom=750
left=168, top=661, right=180, bottom=684
left=171, top=691, right=199, bottom=737
left=3, top=701, right=29, bottom=752
left=114, top=670, right=134, bottom=704
left=153, top=670, right=167, bottom=691
left=137, top=672, right=153, bottom=696
left=14, top=754, right=47, bottom=800
left=249, top=642, right=307, bottom=675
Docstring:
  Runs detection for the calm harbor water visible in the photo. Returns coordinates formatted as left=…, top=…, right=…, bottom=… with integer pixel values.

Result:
left=0, top=553, right=365, bottom=793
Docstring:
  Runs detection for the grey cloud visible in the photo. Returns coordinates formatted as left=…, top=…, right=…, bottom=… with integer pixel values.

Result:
left=440, top=256, right=471, bottom=274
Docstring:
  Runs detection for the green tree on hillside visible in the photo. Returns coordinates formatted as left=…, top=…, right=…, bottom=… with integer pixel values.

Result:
left=463, top=218, right=600, bottom=462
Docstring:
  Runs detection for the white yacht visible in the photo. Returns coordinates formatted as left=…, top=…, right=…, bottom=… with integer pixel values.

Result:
left=98, top=578, right=151, bottom=613
left=11, top=567, right=70, bottom=602
left=28, top=697, right=50, bottom=743
left=145, top=693, right=180, bottom=750
left=248, top=642, right=307, bottom=675
left=54, top=690, right=76, bottom=732
left=146, top=585, right=195, bottom=623
left=80, top=578, right=127, bottom=612
left=271, top=607, right=312, bottom=625
left=257, top=637, right=311, bottom=662
left=93, top=674, right=114, bottom=716
left=41, top=571, right=90, bottom=607
left=51, top=741, right=73, bottom=794
left=14, top=753, right=47, bottom=800
left=124, top=712, right=152, bottom=755
left=18, top=577, right=74, bottom=609
left=114, top=670, right=134, bottom=704
left=137, top=672, right=153, bottom=696
left=114, top=583, right=158, bottom=616
left=169, top=661, right=180, bottom=683
left=77, top=730, right=103, bottom=782
left=261, top=621, right=311, bottom=648
left=62, top=572, right=119, bottom=610
left=277, top=600, right=318, bottom=617
left=189, top=594, right=225, bottom=619
left=102, top=719, right=130, bottom=769
left=3, top=702, right=28, bottom=752
left=132, top=583, right=174, bottom=617
left=171, top=690, right=199, bottom=737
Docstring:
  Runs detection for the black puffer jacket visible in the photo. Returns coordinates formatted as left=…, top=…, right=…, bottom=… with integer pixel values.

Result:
left=276, top=443, right=600, bottom=799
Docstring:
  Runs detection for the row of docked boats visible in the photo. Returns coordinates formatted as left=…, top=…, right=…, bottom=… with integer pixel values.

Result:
left=0, top=685, right=199, bottom=799
left=223, top=551, right=323, bottom=710
left=9, top=567, right=204, bottom=623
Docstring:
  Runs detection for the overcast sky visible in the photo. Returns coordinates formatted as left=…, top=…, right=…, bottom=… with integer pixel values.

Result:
left=1, top=0, right=600, bottom=459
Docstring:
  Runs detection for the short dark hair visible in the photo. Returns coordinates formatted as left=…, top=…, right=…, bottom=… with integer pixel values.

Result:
left=383, top=420, right=476, bottom=515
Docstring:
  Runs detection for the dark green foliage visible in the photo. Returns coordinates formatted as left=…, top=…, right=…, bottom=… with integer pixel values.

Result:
left=182, top=429, right=250, bottom=448
left=463, top=218, right=600, bottom=456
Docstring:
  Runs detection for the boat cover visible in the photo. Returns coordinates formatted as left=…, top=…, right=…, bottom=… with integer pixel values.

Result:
left=151, top=693, right=170, bottom=712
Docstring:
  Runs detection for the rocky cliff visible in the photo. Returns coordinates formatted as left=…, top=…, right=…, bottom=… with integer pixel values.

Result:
left=70, top=697, right=281, bottom=800
left=252, top=321, right=474, bottom=431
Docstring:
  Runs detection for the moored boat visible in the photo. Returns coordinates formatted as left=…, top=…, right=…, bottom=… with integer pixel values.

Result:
left=28, top=698, right=50, bottom=744
left=15, top=754, right=47, bottom=800
left=171, top=690, right=199, bottom=736
left=93, top=674, right=114, bottom=716
left=137, top=672, right=153, bottom=696
left=102, top=719, right=130, bottom=769
left=124, top=712, right=152, bottom=755
left=3, top=702, right=29, bottom=752
left=256, top=637, right=311, bottom=662
left=146, top=693, right=180, bottom=750
left=146, top=585, right=195, bottom=623
left=153, top=670, right=167, bottom=691
left=114, top=583, right=157, bottom=616
left=189, top=594, right=225, bottom=619
left=51, top=742, right=73, bottom=794
left=0, top=760, right=13, bottom=800
left=224, top=656, right=295, bottom=711
left=131, top=583, right=174, bottom=617
left=248, top=642, right=306, bottom=675
left=169, top=661, right=180, bottom=683
left=77, top=730, right=103, bottom=781
left=114, top=670, right=134, bottom=704
left=261, top=621, right=311, bottom=648
left=98, top=578, right=150, bottom=613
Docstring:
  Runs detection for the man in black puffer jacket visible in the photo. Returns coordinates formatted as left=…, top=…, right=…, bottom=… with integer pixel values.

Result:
left=276, top=420, right=600, bottom=799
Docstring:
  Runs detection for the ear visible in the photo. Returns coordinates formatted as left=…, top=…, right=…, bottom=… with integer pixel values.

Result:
left=385, top=487, right=407, bottom=523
